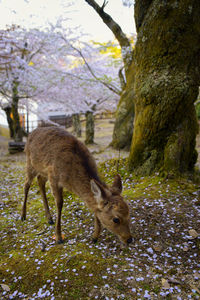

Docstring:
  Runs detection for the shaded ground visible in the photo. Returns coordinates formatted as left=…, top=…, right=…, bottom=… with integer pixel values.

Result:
left=0, top=120, right=200, bottom=299
left=67, top=118, right=129, bottom=164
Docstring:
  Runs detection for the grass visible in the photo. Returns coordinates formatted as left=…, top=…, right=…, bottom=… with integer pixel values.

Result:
left=0, top=125, right=9, bottom=138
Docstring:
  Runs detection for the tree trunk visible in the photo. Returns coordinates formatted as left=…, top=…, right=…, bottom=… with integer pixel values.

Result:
left=3, top=106, right=14, bottom=138
left=72, top=114, right=82, bottom=137
left=11, top=82, right=23, bottom=142
left=128, top=0, right=200, bottom=176
left=112, top=86, right=134, bottom=149
left=84, top=0, right=135, bottom=149
left=85, top=111, right=94, bottom=144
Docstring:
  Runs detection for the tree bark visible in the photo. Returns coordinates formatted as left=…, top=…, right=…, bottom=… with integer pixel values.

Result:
left=11, top=81, right=23, bottom=142
left=111, top=85, right=134, bottom=149
left=128, top=0, right=200, bottom=175
left=85, top=111, right=94, bottom=144
left=85, top=0, right=135, bottom=149
left=72, top=113, right=82, bottom=137
left=3, top=106, right=14, bottom=138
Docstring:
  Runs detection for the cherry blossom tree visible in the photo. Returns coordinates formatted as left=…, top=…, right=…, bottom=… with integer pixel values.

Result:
left=36, top=39, right=121, bottom=143
left=33, top=22, right=121, bottom=143
left=0, top=25, right=75, bottom=140
left=0, top=22, right=121, bottom=145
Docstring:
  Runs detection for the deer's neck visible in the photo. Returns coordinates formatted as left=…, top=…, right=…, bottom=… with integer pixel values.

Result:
left=70, top=179, right=100, bottom=212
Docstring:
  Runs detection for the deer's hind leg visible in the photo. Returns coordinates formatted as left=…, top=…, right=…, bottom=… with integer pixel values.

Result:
left=21, top=166, right=36, bottom=221
left=37, top=174, right=54, bottom=224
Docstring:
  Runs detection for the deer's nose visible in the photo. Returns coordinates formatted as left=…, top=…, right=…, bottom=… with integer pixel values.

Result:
left=127, top=237, right=133, bottom=244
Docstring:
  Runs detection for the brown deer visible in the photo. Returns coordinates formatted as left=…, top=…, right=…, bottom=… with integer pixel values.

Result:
left=21, top=126, right=132, bottom=245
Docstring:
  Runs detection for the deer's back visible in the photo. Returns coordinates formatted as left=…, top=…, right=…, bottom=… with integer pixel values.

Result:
left=26, top=127, right=101, bottom=193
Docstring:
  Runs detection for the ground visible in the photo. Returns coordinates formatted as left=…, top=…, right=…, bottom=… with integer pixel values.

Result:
left=0, top=119, right=200, bottom=299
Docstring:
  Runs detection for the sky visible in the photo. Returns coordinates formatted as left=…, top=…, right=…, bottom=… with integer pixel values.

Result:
left=0, top=0, right=135, bottom=41
left=0, top=0, right=135, bottom=126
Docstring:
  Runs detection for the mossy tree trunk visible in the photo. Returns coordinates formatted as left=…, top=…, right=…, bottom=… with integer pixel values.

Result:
left=128, top=0, right=200, bottom=175
left=72, top=114, right=82, bottom=137
left=3, top=106, right=14, bottom=138
left=85, top=111, right=94, bottom=144
left=112, top=85, right=134, bottom=149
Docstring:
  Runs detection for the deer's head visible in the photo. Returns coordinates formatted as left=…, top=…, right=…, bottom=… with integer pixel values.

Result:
left=91, top=175, right=132, bottom=244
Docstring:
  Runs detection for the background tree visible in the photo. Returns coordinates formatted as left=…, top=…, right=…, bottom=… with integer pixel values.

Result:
left=34, top=34, right=120, bottom=143
left=85, top=0, right=135, bottom=149
left=128, top=0, right=200, bottom=175
left=0, top=22, right=121, bottom=144
left=0, top=24, right=78, bottom=139
left=0, top=27, right=64, bottom=141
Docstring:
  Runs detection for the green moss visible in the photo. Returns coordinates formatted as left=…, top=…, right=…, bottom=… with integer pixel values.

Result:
left=112, top=88, right=134, bottom=150
left=1, top=151, right=200, bottom=299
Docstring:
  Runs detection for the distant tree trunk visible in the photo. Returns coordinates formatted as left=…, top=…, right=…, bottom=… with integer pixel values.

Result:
left=72, top=114, right=82, bottom=137
left=3, top=106, right=14, bottom=138
left=85, top=0, right=135, bottom=149
left=11, top=81, right=23, bottom=142
left=85, top=111, right=94, bottom=144
left=128, top=0, right=200, bottom=175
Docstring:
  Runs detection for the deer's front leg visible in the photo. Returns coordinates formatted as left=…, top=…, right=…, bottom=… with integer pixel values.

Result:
left=93, top=214, right=102, bottom=243
left=53, top=185, right=63, bottom=244
left=21, top=168, right=36, bottom=221
left=37, top=175, right=54, bottom=224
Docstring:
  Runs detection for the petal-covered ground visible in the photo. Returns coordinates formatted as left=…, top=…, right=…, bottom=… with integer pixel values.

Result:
left=0, top=120, right=200, bottom=299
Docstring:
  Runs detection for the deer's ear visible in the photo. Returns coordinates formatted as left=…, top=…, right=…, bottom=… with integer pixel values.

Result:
left=90, top=180, right=110, bottom=209
left=91, top=180, right=102, bottom=200
left=112, top=174, right=122, bottom=194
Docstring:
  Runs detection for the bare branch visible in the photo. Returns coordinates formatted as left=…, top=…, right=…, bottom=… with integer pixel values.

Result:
left=60, top=35, right=121, bottom=95
left=102, top=0, right=108, bottom=10
left=85, top=0, right=133, bottom=70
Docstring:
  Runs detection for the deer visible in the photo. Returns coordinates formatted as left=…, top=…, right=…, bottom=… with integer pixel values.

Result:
left=21, top=126, right=132, bottom=245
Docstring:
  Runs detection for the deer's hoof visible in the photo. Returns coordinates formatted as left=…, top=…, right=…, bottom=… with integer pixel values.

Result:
left=48, top=219, right=54, bottom=225
left=21, top=216, right=26, bottom=221
left=57, top=239, right=64, bottom=244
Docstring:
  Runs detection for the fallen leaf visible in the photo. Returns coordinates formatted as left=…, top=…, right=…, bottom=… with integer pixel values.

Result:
left=52, top=234, right=65, bottom=240
left=153, top=243, right=162, bottom=252
left=183, top=242, right=189, bottom=252
left=161, top=278, right=170, bottom=289
left=188, top=229, right=199, bottom=239
left=0, top=284, right=10, bottom=292
left=167, top=277, right=182, bottom=285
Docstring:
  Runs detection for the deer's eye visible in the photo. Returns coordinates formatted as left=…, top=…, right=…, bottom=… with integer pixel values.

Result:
left=113, top=217, right=120, bottom=224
